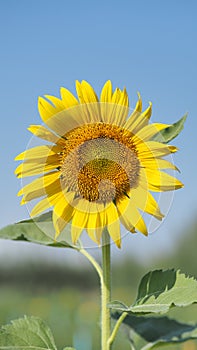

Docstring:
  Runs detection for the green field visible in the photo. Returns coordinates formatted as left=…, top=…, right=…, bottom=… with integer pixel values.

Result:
left=0, top=260, right=197, bottom=350
left=0, top=219, right=197, bottom=349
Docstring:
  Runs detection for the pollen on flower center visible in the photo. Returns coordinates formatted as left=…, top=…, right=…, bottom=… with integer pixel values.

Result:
left=77, top=159, right=130, bottom=202
left=60, top=123, right=140, bottom=203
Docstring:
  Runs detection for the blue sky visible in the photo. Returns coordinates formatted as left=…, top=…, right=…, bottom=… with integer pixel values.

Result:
left=0, top=0, right=196, bottom=263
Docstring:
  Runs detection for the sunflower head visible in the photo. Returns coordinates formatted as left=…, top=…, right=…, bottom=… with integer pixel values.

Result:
left=15, top=80, right=183, bottom=248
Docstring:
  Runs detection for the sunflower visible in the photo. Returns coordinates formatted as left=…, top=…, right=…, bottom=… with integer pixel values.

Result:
left=15, top=80, right=183, bottom=248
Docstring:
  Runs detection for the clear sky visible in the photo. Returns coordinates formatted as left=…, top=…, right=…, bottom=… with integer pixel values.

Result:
left=0, top=0, right=196, bottom=263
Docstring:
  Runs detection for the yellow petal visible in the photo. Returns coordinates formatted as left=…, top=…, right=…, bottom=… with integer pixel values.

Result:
left=124, top=109, right=148, bottom=134
left=15, top=145, right=60, bottom=161
left=71, top=211, right=88, bottom=244
left=21, top=180, right=60, bottom=204
left=117, top=199, right=136, bottom=233
left=100, top=82, right=129, bottom=125
left=135, top=92, right=142, bottom=112
left=76, top=80, right=98, bottom=104
left=134, top=123, right=170, bottom=142
left=68, top=198, right=93, bottom=244
left=106, top=204, right=121, bottom=248
left=130, top=187, right=164, bottom=220
left=82, top=80, right=98, bottom=102
left=124, top=92, right=142, bottom=130
left=145, top=192, right=164, bottom=219
left=54, top=192, right=75, bottom=218
left=145, top=169, right=184, bottom=191
left=60, top=87, right=78, bottom=108
left=53, top=211, right=67, bottom=238
left=30, top=191, right=62, bottom=217
left=140, top=102, right=152, bottom=120
left=38, top=97, right=59, bottom=123
left=44, top=95, right=66, bottom=110
left=86, top=213, right=100, bottom=244
left=131, top=207, right=148, bottom=235
left=125, top=102, right=152, bottom=134
left=118, top=88, right=129, bottom=107
left=100, top=95, right=129, bottom=126
left=95, top=208, right=106, bottom=243
left=111, top=88, right=121, bottom=104
left=53, top=192, right=75, bottom=237
left=18, top=171, right=58, bottom=195
left=99, top=81, right=114, bottom=123
left=41, top=107, right=87, bottom=136
left=141, top=158, right=179, bottom=171
left=15, top=156, right=60, bottom=178
left=100, top=80, right=113, bottom=102
left=28, top=125, right=59, bottom=144
left=75, top=80, right=84, bottom=103
left=111, top=103, right=129, bottom=126
left=99, top=103, right=113, bottom=124
left=117, top=197, right=148, bottom=236
left=75, top=81, right=101, bottom=123
left=137, top=141, right=178, bottom=158
left=113, top=90, right=129, bottom=125
left=30, top=198, right=51, bottom=217
left=81, top=201, right=102, bottom=244
left=19, top=172, right=60, bottom=204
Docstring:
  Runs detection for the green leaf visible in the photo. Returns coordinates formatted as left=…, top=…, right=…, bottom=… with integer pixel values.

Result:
left=0, top=315, right=57, bottom=350
left=151, top=114, right=187, bottom=143
left=109, top=269, right=197, bottom=314
left=0, top=211, right=78, bottom=249
left=112, top=312, right=197, bottom=350
left=63, top=348, right=76, bottom=350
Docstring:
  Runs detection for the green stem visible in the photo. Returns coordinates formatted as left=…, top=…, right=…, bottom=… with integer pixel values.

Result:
left=101, top=229, right=111, bottom=350
left=108, top=311, right=128, bottom=347
left=79, top=232, right=112, bottom=350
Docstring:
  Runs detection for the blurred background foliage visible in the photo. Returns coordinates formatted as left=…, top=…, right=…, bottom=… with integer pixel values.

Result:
left=0, top=219, right=197, bottom=350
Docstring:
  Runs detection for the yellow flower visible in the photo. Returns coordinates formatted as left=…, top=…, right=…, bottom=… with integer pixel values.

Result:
left=15, top=80, right=183, bottom=248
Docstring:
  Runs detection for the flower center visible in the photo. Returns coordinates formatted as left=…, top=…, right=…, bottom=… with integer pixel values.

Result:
left=78, top=158, right=130, bottom=203
left=60, top=123, right=140, bottom=203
